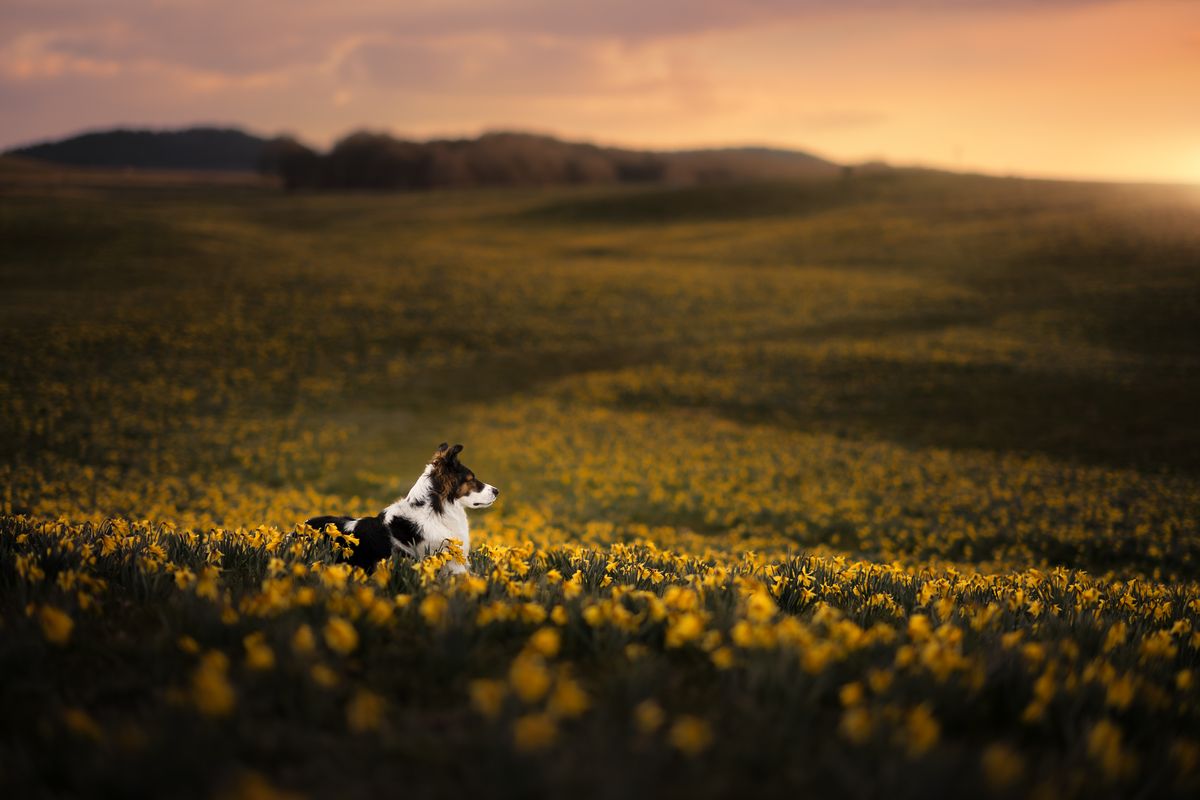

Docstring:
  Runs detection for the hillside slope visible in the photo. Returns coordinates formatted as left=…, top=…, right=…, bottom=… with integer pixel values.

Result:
left=7, top=127, right=266, bottom=172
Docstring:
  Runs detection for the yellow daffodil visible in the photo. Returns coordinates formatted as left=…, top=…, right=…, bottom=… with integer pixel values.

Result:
left=509, top=653, right=552, bottom=703
left=668, top=716, right=713, bottom=756
left=468, top=679, right=507, bottom=719
left=191, top=651, right=235, bottom=717
left=323, top=617, right=359, bottom=655
left=527, top=627, right=561, bottom=659
left=37, top=605, right=74, bottom=646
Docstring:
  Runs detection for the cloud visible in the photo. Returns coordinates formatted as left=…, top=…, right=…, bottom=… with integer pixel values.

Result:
left=340, top=32, right=709, bottom=100
left=343, top=35, right=606, bottom=94
left=1, top=1, right=1122, bottom=81
left=794, top=110, right=889, bottom=131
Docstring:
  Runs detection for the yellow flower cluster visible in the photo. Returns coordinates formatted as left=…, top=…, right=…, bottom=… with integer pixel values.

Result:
left=4, top=503, right=1197, bottom=792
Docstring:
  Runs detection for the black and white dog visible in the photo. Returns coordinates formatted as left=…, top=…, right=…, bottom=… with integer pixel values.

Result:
left=305, top=443, right=498, bottom=574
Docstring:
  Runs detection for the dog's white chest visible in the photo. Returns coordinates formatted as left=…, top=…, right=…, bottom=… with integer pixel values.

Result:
left=387, top=500, right=470, bottom=570
left=424, top=506, right=469, bottom=554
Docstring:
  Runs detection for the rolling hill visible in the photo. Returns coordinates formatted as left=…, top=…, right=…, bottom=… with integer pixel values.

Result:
left=6, top=127, right=266, bottom=172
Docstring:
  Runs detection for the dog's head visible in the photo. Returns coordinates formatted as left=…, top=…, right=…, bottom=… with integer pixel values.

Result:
left=428, top=443, right=499, bottom=511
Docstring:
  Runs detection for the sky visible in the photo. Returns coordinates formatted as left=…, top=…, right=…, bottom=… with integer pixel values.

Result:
left=2, top=0, right=1199, bottom=183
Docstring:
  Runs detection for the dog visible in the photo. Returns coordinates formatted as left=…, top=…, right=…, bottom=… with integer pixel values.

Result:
left=305, top=443, right=498, bottom=575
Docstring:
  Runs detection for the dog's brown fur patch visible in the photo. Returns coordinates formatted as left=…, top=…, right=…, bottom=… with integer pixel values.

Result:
left=427, top=443, right=484, bottom=510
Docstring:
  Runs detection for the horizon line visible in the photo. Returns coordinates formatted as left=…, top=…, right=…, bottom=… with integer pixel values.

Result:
left=6, top=120, right=1199, bottom=190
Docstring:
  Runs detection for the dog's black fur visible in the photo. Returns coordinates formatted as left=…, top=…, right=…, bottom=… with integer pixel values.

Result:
left=304, top=512, right=420, bottom=572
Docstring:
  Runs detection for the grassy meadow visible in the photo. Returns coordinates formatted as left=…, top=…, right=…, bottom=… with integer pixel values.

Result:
left=2, top=160, right=1199, bottom=798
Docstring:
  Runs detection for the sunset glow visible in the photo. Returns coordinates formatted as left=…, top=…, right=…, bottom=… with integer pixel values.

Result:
left=3, top=0, right=1198, bottom=182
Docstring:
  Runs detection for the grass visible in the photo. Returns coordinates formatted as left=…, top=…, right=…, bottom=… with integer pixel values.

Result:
left=1, top=161, right=1199, bottom=798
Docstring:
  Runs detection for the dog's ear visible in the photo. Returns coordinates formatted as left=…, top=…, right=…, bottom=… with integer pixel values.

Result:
left=447, top=444, right=463, bottom=462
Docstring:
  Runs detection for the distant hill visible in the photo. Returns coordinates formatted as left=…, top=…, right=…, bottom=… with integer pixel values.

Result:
left=7, top=128, right=267, bottom=172
left=7, top=126, right=845, bottom=189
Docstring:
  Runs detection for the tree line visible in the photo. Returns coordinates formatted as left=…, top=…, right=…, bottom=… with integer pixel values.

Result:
left=258, top=130, right=838, bottom=191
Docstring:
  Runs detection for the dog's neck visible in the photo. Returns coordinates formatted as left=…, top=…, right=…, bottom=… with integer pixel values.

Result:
left=403, top=464, right=438, bottom=507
